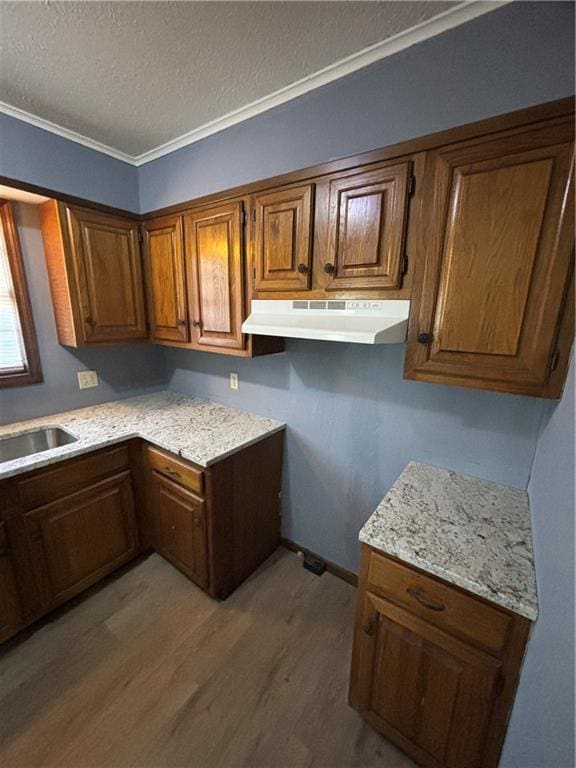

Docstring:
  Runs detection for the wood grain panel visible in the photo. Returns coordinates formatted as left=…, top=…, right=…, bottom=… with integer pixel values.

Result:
left=405, top=119, right=575, bottom=397
left=253, top=184, right=313, bottom=291
left=147, top=445, right=204, bottom=496
left=324, top=163, right=411, bottom=290
left=0, top=521, right=23, bottom=642
left=143, top=216, right=188, bottom=342
left=153, top=473, right=208, bottom=589
left=184, top=201, right=245, bottom=350
left=23, top=472, right=139, bottom=606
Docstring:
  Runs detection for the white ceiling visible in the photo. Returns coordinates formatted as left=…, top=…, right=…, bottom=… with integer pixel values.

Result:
left=0, top=1, right=504, bottom=164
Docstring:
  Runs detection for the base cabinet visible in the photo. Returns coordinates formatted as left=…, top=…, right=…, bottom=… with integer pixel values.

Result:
left=152, top=472, right=208, bottom=589
left=23, top=471, right=139, bottom=609
left=0, top=521, right=23, bottom=643
left=350, top=545, right=531, bottom=768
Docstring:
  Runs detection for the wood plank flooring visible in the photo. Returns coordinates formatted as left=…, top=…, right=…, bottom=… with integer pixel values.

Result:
left=0, top=548, right=414, bottom=768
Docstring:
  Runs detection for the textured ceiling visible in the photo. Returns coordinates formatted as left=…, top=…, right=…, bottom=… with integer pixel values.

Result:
left=0, top=1, right=459, bottom=157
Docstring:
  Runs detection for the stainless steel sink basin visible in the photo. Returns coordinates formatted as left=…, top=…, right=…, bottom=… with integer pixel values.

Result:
left=0, top=427, right=78, bottom=463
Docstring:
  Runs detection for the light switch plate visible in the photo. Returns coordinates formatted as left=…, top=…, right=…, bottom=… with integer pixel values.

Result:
left=230, top=372, right=239, bottom=390
left=78, top=371, right=98, bottom=389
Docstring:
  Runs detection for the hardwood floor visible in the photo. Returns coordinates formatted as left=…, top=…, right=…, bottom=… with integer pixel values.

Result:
left=0, top=548, right=414, bottom=768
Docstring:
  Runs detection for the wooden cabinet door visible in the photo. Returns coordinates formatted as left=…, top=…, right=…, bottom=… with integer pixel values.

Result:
left=23, top=471, right=139, bottom=607
left=253, top=184, right=313, bottom=291
left=352, top=591, right=501, bottom=768
left=67, top=206, right=147, bottom=342
left=153, top=472, right=208, bottom=589
left=184, top=201, right=245, bottom=350
left=323, top=163, right=411, bottom=290
left=405, top=121, right=574, bottom=397
left=144, top=215, right=188, bottom=342
left=0, top=521, right=23, bottom=642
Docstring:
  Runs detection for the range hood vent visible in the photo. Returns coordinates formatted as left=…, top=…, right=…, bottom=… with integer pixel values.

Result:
left=242, top=299, right=410, bottom=344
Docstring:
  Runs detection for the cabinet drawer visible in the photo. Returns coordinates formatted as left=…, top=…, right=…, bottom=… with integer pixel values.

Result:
left=17, top=445, right=131, bottom=510
left=147, top=446, right=204, bottom=496
left=366, top=548, right=511, bottom=654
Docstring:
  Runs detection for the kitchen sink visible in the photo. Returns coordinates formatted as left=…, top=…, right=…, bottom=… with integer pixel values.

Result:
left=0, top=427, right=78, bottom=463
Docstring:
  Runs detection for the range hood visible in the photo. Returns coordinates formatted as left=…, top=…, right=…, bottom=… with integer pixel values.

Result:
left=242, top=299, right=410, bottom=344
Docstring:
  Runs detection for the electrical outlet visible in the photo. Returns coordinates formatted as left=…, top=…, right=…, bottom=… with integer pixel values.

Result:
left=230, top=372, right=239, bottom=390
left=77, top=370, right=98, bottom=389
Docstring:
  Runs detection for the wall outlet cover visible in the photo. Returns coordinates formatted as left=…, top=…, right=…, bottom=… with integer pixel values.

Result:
left=77, top=370, right=98, bottom=389
left=230, top=372, right=239, bottom=390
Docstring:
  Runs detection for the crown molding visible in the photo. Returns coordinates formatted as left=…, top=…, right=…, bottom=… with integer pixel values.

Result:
left=0, top=1, right=510, bottom=168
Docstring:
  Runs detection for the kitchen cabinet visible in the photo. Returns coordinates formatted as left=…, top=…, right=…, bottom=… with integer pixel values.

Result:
left=350, top=546, right=531, bottom=768
left=322, top=163, right=412, bottom=291
left=23, top=470, right=139, bottom=609
left=404, top=118, right=575, bottom=397
left=0, top=521, right=23, bottom=643
left=40, top=200, right=147, bottom=346
left=152, top=473, right=208, bottom=589
left=143, top=215, right=189, bottom=342
left=184, top=200, right=246, bottom=351
left=252, top=184, right=314, bottom=291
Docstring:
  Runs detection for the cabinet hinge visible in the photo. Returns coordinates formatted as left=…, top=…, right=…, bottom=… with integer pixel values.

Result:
left=138, top=230, right=144, bottom=243
left=252, top=209, right=257, bottom=223
left=402, top=254, right=409, bottom=276
left=240, top=210, right=246, bottom=226
left=549, top=348, right=560, bottom=373
left=409, top=175, right=416, bottom=197
left=494, top=673, right=506, bottom=698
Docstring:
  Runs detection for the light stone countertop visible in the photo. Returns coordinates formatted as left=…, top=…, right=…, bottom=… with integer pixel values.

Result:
left=0, top=391, right=285, bottom=480
left=360, top=461, right=538, bottom=620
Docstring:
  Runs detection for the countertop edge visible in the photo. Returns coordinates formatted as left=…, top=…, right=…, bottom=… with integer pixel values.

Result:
left=359, top=533, right=538, bottom=621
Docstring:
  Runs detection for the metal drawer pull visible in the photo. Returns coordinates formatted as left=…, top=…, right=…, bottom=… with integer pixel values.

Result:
left=407, top=587, right=446, bottom=612
left=163, top=466, right=181, bottom=479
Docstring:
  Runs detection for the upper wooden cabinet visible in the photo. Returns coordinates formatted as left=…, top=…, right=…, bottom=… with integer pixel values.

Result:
left=323, top=163, right=412, bottom=291
left=252, top=184, right=314, bottom=291
left=40, top=201, right=147, bottom=346
left=184, top=201, right=245, bottom=351
left=405, top=119, right=575, bottom=397
left=143, top=215, right=188, bottom=343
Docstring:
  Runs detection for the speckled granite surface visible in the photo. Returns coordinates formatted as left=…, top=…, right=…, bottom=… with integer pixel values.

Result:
left=0, top=391, right=285, bottom=479
left=360, top=462, right=538, bottom=620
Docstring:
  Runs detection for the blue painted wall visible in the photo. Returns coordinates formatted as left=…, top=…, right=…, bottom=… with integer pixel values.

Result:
left=0, top=203, right=167, bottom=426
left=138, top=1, right=575, bottom=211
left=0, top=113, right=139, bottom=212
left=167, top=343, right=545, bottom=571
left=501, top=356, right=575, bottom=768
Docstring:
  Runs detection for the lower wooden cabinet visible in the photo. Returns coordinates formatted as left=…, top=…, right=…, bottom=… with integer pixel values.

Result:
left=350, top=546, right=531, bottom=768
left=0, top=432, right=284, bottom=643
left=23, top=471, right=139, bottom=608
left=152, top=472, right=208, bottom=589
left=0, top=521, right=23, bottom=643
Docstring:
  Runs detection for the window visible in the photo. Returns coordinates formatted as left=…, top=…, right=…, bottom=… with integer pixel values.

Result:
left=0, top=200, right=42, bottom=387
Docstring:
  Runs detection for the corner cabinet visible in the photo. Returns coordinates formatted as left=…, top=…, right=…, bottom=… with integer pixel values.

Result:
left=40, top=201, right=147, bottom=346
left=143, top=215, right=189, bottom=343
left=404, top=118, right=575, bottom=398
left=350, top=546, right=531, bottom=768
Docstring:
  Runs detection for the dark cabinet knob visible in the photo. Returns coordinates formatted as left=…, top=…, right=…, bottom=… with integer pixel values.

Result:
left=192, top=320, right=201, bottom=328
left=85, top=317, right=96, bottom=327
left=297, top=263, right=309, bottom=274
left=324, top=263, right=336, bottom=274
left=417, top=332, right=432, bottom=344
left=177, top=319, right=187, bottom=326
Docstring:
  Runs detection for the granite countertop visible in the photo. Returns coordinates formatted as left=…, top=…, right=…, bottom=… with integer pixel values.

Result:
left=0, top=391, right=285, bottom=480
left=360, top=461, right=538, bottom=620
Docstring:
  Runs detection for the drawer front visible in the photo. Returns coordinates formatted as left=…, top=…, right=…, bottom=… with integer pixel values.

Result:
left=366, top=548, right=511, bottom=654
left=17, top=445, right=131, bottom=510
left=147, top=446, right=204, bottom=496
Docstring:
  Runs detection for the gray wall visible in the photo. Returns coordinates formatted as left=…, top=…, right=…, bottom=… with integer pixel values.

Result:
left=138, top=1, right=575, bottom=211
left=502, top=356, right=575, bottom=768
left=0, top=113, right=139, bottom=212
left=0, top=203, right=167, bottom=426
